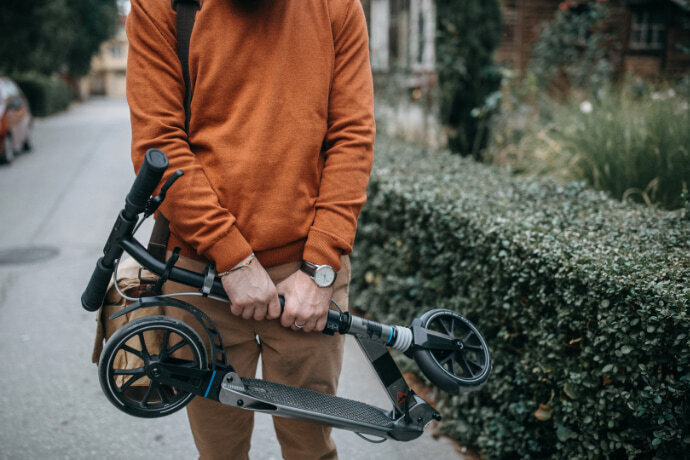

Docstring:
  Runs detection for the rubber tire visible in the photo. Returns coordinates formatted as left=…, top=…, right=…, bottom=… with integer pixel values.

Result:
left=1, top=135, right=15, bottom=164
left=98, top=315, right=208, bottom=418
left=412, top=309, right=491, bottom=394
left=23, top=136, right=32, bottom=152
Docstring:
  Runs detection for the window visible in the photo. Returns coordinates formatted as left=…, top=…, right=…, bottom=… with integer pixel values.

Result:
left=629, top=10, right=666, bottom=51
left=110, top=44, right=123, bottom=58
left=389, top=0, right=409, bottom=68
left=370, top=0, right=391, bottom=71
left=409, top=0, right=434, bottom=71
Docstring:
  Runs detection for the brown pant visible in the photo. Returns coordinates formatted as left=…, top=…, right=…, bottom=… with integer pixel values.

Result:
left=163, top=254, right=350, bottom=460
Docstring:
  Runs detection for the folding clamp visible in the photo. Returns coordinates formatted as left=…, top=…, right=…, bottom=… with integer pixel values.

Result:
left=153, top=246, right=181, bottom=294
left=200, top=263, right=216, bottom=297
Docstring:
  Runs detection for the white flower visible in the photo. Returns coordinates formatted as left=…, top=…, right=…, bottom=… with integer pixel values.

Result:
left=668, top=89, right=676, bottom=98
left=651, top=92, right=662, bottom=100
left=579, top=101, right=593, bottom=114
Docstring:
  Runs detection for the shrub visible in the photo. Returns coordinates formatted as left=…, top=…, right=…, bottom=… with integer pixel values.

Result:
left=530, top=2, right=615, bottom=92
left=435, top=0, right=503, bottom=158
left=351, top=136, right=689, bottom=459
left=13, top=72, right=72, bottom=116
left=487, top=76, right=690, bottom=210
left=484, top=70, right=570, bottom=176
left=558, top=88, right=690, bottom=210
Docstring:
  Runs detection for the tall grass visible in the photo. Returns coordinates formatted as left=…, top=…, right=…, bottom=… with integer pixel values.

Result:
left=488, top=77, right=690, bottom=210
left=559, top=89, right=690, bottom=209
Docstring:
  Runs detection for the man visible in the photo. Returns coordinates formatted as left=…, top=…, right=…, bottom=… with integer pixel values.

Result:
left=126, top=0, right=375, bottom=458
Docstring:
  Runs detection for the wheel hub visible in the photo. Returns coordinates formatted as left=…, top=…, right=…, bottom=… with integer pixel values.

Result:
left=149, top=363, right=162, bottom=379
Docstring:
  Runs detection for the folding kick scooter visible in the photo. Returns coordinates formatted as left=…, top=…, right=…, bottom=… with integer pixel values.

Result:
left=82, top=149, right=491, bottom=442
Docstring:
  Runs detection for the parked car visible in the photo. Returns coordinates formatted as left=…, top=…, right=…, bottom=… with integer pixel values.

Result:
left=0, top=77, right=33, bottom=164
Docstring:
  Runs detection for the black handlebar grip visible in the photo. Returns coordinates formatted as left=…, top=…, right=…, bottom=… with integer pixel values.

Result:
left=125, top=149, right=169, bottom=213
left=81, top=258, right=114, bottom=312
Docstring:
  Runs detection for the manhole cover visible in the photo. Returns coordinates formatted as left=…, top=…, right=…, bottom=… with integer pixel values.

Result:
left=0, top=246, right=60, bottom=265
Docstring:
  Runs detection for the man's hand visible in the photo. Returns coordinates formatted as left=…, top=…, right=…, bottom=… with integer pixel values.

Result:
left=221, top=255, right=281, bottom=321
left=277, top=270, right=333, bottom=332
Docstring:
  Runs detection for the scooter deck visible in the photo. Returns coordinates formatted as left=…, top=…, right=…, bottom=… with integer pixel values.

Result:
left=240, top=378, right=394, bottom=429
left=218, top=373, right=398, bottom=436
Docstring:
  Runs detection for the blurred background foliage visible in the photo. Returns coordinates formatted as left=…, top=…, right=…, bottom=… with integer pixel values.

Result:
left=487, top=72, right=690, bottom=210
left=530, top=3, right=615, bottom=92
left=473, top=2, right=690, bottom=211
left=435, top=0, right=503, bottom=160
left=0, top=0, right=118, bottom=77
left=0, top=0, right=119, bottom=115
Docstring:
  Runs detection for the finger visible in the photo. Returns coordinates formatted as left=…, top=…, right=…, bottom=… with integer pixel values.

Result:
left=293, top=318, right=309, bottom=332
left=253, top=303, right=267, bottom=321
left=281, top=304, right=296, bottom=328
left=266, top=293, right=281, bottom=320
left=230, top=302, right=244, bottom=317
left=289, top=310, right=308, bottom=330
left=241, top=304, right=255, bottom=320
left=303, top=317, right=318, bottom=333
left=314, top=313, right=328, bottom=332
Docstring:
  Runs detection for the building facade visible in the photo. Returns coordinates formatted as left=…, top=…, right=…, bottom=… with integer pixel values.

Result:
left=363, top=0, right=689, bottom=145
left=496, top=0, right=690, bottom=78
left=88, top=15, right=128, bottom=98
left=366, top=0, right=690, bottom=78
left=362, top=0, right=441, bottom=145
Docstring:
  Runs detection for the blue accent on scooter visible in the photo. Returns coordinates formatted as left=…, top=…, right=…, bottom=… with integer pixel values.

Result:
left=204, top=370, right=217, bottom=398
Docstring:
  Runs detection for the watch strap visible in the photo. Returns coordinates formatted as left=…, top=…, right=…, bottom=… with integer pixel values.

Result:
left=300, top=260, right=318, bottom=277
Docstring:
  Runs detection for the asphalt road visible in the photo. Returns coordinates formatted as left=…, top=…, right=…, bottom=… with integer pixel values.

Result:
left=0, top=98, right=461, bottom=460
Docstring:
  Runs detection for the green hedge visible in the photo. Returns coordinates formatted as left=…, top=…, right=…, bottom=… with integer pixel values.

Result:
left=13, top=72, right=72, bottom=117
left=351, top=137, right=689, bottom=459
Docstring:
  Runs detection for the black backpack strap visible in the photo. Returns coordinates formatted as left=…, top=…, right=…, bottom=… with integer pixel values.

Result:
left=147, top=0, right=200, bottom=262
left=171, top=0, right=201, bottom=134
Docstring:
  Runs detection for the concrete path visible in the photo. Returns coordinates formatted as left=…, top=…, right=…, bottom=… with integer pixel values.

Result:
left=0, top=98, right=462, bottom=460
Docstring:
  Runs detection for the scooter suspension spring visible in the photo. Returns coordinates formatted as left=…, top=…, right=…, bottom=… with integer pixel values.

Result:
left=390, top=326, right=413, bottom=352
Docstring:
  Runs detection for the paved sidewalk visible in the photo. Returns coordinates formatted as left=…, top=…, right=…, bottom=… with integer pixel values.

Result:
left=0, top=99, right=462, bottom=459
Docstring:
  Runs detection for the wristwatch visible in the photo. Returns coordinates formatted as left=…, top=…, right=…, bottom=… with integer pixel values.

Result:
left=300, top=261, right=337, bottom=288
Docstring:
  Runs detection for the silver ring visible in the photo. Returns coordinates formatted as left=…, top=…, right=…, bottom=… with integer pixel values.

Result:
left=294, top=321, right=305, bottom=329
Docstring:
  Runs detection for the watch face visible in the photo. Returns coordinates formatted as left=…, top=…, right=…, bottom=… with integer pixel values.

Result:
left=314, top=266, right=336, bottom=287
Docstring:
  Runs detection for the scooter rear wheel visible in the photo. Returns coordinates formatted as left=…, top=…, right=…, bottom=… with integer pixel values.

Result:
left=412, top=309, right=491, bottom=394
left=98, top=315, right=207, bottom=418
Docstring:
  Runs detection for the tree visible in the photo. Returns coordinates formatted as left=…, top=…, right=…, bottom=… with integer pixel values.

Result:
left=67, top=0, right=120, bottom=77
left=530, top=2, right=614, bottom=92
left=0, top=0, right=118, bottom=77
left=435, top=0, right=503, bottom=158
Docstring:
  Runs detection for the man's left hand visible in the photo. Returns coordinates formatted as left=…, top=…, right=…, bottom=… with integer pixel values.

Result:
left=277, top=270, right=333, bottom=332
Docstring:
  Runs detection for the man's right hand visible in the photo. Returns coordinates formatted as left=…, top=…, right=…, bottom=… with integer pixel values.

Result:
left=221, top=254, right=281, bottom=321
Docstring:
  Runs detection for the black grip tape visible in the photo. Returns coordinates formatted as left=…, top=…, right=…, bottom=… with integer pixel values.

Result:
left=81, top=258, right=113, bottom=312
left=126, top=149, right=169, bottom=213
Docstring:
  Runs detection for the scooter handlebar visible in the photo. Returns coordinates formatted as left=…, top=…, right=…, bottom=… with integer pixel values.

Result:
left=81, top=258, right=114, bottom=312
left=82, top=149, right=169, bottom=312
left=125, top=149, right=168, bottom=214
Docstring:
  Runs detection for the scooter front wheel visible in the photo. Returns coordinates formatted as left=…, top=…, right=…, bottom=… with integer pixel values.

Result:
left=98, top=315, right=207, bottom=418
left=412, top=309, right=491, bottom=394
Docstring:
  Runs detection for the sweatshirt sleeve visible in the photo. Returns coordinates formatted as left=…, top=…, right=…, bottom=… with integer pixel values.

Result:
left=126, top=0, right=252, bottom=272
left=302, top=0, right=375, bottom=271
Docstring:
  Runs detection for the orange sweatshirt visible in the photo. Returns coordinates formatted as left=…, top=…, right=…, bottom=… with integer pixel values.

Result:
left=126, top=0, right=375, bottom=272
